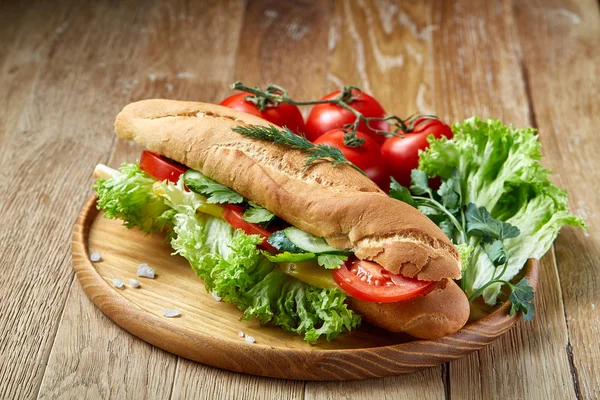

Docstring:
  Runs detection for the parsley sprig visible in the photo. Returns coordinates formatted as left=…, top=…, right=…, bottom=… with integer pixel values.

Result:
left=389, top=169, right=535, bottom=321
left=233, top=124, right=364, bottom=172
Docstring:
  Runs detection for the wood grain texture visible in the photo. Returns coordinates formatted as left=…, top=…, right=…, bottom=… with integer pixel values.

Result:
left=37, top=1, right=246, bottom=399
left=168, top=1, right=332, bottom=397
left=513, top=1, right=600, bottom=398
left=421, top=0, right=582, bottom=397
left=71, top=197, right=538, bottom=380
left=1, top=0, right=596, bottom=397
left=0, top=1, right=144, bottom=399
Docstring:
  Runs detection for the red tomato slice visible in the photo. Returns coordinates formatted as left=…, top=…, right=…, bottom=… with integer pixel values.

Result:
left=332, top=259, right=435, bottom=303
left=222, top=205, right=278, bottom=252
left=139, top=150, right=188, bottom=183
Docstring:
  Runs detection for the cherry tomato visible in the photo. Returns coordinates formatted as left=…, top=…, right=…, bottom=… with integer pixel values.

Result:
left=305, top=90, right=389, bottom=145
left=221, top=205, right=278, bottom=252
left=139, top=150, right=188, bottom=183
left=381, top=118, right=453, bottom=187
left=314, top=129, right=388, bottom=188
left=332, top=259, right=435, bottom=303
left=220, top=93, right=306, bottom=135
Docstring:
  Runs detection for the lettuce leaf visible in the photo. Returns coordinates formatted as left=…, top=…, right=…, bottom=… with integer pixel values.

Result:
left=171, top=210, right=360, bottom=342
left=419, top=118, right=585, bottom=304
left=94, top=163, right=172, bottom=234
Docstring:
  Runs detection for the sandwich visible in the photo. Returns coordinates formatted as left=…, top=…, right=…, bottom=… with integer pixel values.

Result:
left=93, top=99, right=470, bottom=342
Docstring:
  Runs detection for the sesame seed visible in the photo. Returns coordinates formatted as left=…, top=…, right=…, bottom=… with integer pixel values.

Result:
left=90, top=252, right=101, bottom=262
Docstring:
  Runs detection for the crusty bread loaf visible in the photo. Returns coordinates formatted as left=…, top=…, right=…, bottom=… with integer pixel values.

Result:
left=349, top=279, right=469, bottom=339
left=115, top=99, right=461, bottom=281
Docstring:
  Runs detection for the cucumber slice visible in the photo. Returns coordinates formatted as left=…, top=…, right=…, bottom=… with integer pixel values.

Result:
left=283, top=227, right=342, bottom=254
left=267, top=231, right=303, bottom=253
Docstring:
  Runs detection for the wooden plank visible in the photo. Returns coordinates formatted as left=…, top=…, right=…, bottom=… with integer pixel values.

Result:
left=513, top=0, right=600, bottom=398
left=167, top=0, right=329, bottom=396
left=37, top=0, right=246, bottom=399
left=37, top=280, right=177, bottom=400
left=171, top=361, right=304, bottom=400
left=0, top=2, right=113, bottom=399
left=305, top=0, right=448, bottom=397
left=305, top=368, right=446, bottom=400
left=424, top=0, right=578, bottom=398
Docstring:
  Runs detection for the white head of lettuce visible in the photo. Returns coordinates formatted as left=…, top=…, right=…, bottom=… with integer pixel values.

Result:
left=93, top=164, right=360, bottom=343
left=390, top=117, right=585, bottom=320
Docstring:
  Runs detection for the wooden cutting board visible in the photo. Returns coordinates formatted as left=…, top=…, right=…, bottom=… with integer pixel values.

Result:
left=72, top=196, right=539, bottom=380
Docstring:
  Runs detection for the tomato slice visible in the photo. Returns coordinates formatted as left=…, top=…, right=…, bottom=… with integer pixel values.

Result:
left=222, top=205, right=278, bottom=252
left=140, top=150, right=188, bottom=183
left=332, top=259, right=435, bottom=303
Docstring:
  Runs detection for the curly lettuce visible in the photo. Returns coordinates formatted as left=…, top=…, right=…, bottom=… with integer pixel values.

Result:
left=95, top=165, right=360, bottom=342
left=419, top=117, right=585, bottom=304
left=94, top=163, right=172, bottom=234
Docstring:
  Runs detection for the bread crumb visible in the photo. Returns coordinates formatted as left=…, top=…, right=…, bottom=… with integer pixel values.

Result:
left=90, top=252, right=101, bottom=262
left=112, top=279, right=124, bottom=289
left=163, top=309, right=181, bottom=318
left=130, top=278, right=140, bottom=288
left=137, top=263, right=155, bottom=278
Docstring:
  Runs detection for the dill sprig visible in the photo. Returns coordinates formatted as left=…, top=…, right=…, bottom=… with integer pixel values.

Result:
left=233, top=125, right=360, bottom=171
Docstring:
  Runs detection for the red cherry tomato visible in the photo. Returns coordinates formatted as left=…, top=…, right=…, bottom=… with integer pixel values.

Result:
left=139, top=150, right=188, bottom=183
left=305, top=90, right=389, bottom=145
left=221, top=205, right=278, bottom=252
left=313, top=129, right=388, bottom=188
left=381, top=118, right=453, bottom=187
left=220, top=93, right=306, bottom=135
left=332, top=259, right=435, bottom=303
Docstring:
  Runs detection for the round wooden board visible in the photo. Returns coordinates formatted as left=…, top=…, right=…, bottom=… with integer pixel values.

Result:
left=72, top=196, right=539, bottom=380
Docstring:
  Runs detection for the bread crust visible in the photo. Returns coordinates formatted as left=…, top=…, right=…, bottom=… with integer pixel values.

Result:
left=349, top=279, right=470, bottom=339
left=114, top=99, right=461, bottom=281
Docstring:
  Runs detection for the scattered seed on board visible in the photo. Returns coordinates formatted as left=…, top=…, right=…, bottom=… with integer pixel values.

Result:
left=137, top=263, right=155, bottom=279
left=130, top=278, right=140, bottom=288
left=211, top=291, right=222, bottom=302
left=244, top=334, right=256, bottom=344
left=112, top=279, right=125, bottom=289
left=163, top=309, right=181, bottom=318
left=90, top=252, right=101, bottom=262
left=238, top=331, right=244, bottom=338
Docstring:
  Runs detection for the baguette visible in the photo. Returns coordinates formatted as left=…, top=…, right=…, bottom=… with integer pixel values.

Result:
left=350, top=279, right=469, bottom=339
left=115, top=99, right=461, bottom=281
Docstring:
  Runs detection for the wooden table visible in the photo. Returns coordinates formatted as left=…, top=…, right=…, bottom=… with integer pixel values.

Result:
left=1, top=1, right=598, bottom=399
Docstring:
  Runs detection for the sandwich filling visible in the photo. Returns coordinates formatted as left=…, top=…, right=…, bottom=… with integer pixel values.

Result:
left=94, top=151, right=433, bottom=342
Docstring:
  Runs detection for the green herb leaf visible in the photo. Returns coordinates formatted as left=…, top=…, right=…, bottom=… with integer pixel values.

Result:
left=233, top=125, right=350, bottom=168
left=509, top=278, right=535, bottom=321
left=439, top=219, right=457, bottom=240
left=466, top=203, right=520, bottom=242
left=388, top=177, right=416, bottom=207
left=262, top=251, right=316, bottom=263
left=243, top=202, right=275, bottom=224
left=410, top=169, right=430, bottom=195
left=482, top=240, right=507, bottom=266
left=437, top=169, right=461, bottom=211
left=183, top=170, right=244, bottom=204
left=316, top=254, right=347, bottom=270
